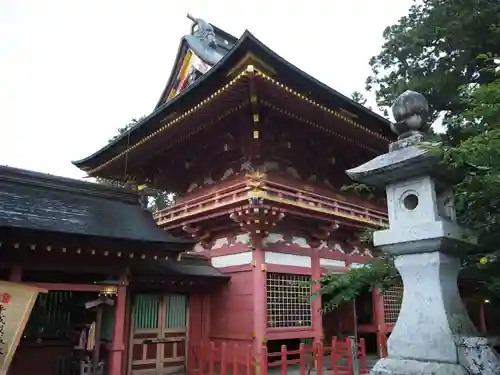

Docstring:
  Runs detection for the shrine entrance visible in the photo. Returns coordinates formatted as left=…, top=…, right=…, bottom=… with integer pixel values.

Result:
left=129, top=294, right=188, bottom=375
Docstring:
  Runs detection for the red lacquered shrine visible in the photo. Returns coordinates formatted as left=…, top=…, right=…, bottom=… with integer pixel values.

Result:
left=73, top=15, right=398, bottom=363
left=73, top=15, right=497, bottom=374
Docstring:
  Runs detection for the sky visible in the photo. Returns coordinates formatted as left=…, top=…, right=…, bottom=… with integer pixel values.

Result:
left=0, top=0, right=415, bottom=179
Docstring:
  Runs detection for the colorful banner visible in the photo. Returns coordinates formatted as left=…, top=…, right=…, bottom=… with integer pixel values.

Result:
left=167, top=49, right=213, bottom=102
left=0, top=281, right=46, bottom=375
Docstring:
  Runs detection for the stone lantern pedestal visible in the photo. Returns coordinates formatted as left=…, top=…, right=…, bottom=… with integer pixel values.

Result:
left=346, top=91, right=500, bottom=375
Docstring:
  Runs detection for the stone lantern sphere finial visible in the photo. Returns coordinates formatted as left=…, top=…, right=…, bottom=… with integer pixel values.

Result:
left=390, top=90, right=430, bottom=137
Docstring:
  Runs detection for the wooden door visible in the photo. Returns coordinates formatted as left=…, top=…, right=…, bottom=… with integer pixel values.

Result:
left=129, top=294, right=188, bottom=375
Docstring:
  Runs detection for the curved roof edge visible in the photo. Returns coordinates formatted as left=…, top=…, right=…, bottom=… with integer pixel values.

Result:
left=73, top=30, right=393, bottom=170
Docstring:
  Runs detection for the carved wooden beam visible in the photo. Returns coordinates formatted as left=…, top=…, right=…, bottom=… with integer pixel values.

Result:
left=229, top=198, right=285, bottom=237
left=306, top=221, right=340, bottom=248
left=182, top=224, right=213, bottom=248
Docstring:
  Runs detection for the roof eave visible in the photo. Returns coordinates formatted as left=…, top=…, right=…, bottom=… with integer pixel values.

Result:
left=73, top=30, right=393, bottom=172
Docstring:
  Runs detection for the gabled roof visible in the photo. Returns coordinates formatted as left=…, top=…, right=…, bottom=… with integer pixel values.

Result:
left=153, top=24, right=238, bottom=110
left=0, top=165, right=192, bottom=247
left=73, top=29, right=394, bottom=175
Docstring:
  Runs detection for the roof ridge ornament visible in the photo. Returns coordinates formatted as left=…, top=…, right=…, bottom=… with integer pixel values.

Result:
left=389, top=90, right=430, bottom=152
left=185, top=13, right=223, bottom=66
left=187, top=13, right=217, bottom=48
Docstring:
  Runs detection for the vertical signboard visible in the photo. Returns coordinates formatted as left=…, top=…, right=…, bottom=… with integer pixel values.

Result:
left=0, top=281, right=46, bottom=375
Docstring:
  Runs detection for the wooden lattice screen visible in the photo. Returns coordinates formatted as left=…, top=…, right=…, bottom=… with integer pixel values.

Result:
left=266, top=273, right=312, bottom=328
left=383, top=284, right=403, bottom=324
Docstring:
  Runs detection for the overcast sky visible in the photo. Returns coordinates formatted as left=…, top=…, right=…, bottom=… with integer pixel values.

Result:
left=0, top=0, right=414, bottom=179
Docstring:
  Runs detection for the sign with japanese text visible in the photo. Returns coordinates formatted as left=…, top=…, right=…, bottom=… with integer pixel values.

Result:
left=0, top=281, right=46, bottom=375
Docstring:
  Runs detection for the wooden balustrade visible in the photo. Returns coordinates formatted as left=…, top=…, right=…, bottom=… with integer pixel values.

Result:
left=187, top=337, right=369, bottom=375
left=154, top=182, right=251, bottom=225
left=258, top=180, right=388, bottom=226
left=154, top=177, right=388, bottom=227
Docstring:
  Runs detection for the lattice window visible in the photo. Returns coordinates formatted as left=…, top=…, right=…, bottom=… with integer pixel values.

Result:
left=383, top=284, right=403, bottom=324
left=266, top=273, right=312, bottom=328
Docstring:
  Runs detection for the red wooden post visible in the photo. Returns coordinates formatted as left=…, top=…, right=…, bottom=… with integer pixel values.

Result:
left=187, top=346, right=193, bottom=375
left=108, top=274, right=127, bottom=375
left=221, top=342, right=227, bottom=375
left=316, top=341, right=323, bottom=375
left=311, top=250, right=323, bottom=344
left=233, top=343, right=239, bottom=375
left=346, top=337, right=354, bottom=374
left=245, top=344, right=251, bottom=375
left=261, top=345, right=269, bottom=375
left=299, top=343, right=306, bottom=375
left=198, top=344, right=204, bottom=375
left=252, top=233, right=267, bottom=355
left=360, top=338, right=368, bottom=371
left=330, top=337, right=338, bottom=374
left=280, top=344, right=287, bottom=375
left=209, top=342, right=215, bottom=375
left=372, top=288, right=386, bottom=358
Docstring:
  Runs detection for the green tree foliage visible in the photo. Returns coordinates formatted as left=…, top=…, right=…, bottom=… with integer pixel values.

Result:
left=351, top=91, right=368, bottom=106
left=108, top=116, right=146, bottom=143
left=96, top=116, right=175, bottom=211
left=365, top=0, right=500, bottom=124
left=320, top=256, right=398, bottom=312
left=319, top=0, right=500, bottom=310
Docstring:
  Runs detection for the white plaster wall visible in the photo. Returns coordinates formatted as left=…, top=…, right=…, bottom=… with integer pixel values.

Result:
left=211, top=251, right=253, bottom=268
left=319, top=258, right=346, bottom=267
left=264, top=252, right=311, bottom=267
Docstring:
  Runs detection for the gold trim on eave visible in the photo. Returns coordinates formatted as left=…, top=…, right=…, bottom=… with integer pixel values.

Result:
left=86, top=69, right=249, bottom=175
left=254, top=70, right=389, bottom=142
left=87, top=65, right=389, bottom=175
left=260, top=100, right=379, bottom=153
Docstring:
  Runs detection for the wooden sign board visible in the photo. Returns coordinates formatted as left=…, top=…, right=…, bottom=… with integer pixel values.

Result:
left=0, top=281, right=47, bottom=375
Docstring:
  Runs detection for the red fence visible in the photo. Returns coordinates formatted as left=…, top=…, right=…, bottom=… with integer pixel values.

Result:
left=188, top=342, right=253, bottom=375
left=188, top=337, right=368, bottom=375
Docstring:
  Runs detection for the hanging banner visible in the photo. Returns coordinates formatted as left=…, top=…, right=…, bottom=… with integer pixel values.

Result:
left=0, top=281, right=47, bottom=375
left=167, top=49, right=214, bottom=102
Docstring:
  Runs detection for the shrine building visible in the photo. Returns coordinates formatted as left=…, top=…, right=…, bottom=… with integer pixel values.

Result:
left=1, top=15, right=495, bottom=375
left=73, top=15, right=398, bottom=372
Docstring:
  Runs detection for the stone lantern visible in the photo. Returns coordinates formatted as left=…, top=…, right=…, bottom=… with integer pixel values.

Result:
left=346, top=90, right=500, bottom=375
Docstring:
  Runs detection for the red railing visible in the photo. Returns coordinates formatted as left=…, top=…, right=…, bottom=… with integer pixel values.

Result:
left=154, top=181, right=250, bottom=225
left=154, top=176, right=388, bottom=227
left=259, top=179, right=387, bottom=226
left=188, top=342, right=253, bottom=375
left=188, top=337, right=368, bottom=375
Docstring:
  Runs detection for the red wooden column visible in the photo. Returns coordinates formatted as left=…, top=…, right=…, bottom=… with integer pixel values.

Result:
left=311, top=249, right=323, bottom=343
left=108, top=273, right=128, bottom=375
left=201, top=294, right=212, bottom=341
left=372, top=288, right=387, bottom=357
left=252, top=233, right=267, bottom=355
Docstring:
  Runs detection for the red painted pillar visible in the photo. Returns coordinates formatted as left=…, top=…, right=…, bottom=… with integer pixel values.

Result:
left=252, top=233, right=267, bottom=355
left=372, top=288, right=386, bottom=357
left=201, top=294, right=212, bottom=341
left=108, top=274, right=128, bottom=375
left=311, top=250, right=323, bottom=343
